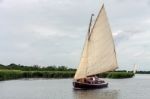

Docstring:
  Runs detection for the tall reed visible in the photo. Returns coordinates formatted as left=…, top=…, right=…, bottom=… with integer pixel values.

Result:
left=0, top=70, right=134, bottom=81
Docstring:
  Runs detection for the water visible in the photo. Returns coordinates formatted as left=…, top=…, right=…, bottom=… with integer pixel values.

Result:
left=0, top=74, right=149, bottom=99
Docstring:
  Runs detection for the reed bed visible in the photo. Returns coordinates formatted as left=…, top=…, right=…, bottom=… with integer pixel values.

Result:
left=0, top=70, right=134, bottom=81
left=98, top=72, right=134, bottom=79
left=0, top=70, right=23, bottom=81
left=106, top=72, right=134, bottom=79
left=0, top=70, right=75, bottom=81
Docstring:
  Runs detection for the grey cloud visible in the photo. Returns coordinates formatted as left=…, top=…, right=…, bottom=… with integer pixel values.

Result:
left=0, top=0, right=150, bottom=70
left=147, top=0, right=150, bottom=5
left=114, top=29, right=144, bottom=45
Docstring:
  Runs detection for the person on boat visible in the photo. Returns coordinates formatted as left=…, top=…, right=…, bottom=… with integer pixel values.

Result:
left=90, top=76, right=105, bottom=84
left=77, top=76, right=104, bottom=84
left=94, top=76, right=99, bottom=84
left=84, top=77, right=91, bottom=84
left=77, top=79, right=84, bottom=83
left=84, top=76, right=96, bottom=84
left=92, top=77, right=96, bottom=81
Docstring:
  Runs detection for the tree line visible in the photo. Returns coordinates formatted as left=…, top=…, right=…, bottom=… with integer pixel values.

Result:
left=0, top=63, right=76, bottom=71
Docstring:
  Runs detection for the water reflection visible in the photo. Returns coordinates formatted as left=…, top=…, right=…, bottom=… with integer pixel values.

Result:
left=73, top=89, right=119, bottom=99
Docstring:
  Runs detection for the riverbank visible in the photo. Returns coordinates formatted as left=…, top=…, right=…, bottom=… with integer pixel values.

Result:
left=0, top=63, right=136, bottom=81
left=0, top=70, right=75, bottom=81
left=0, top=70, right=135, bottom=81
left=98, top=72, right=135, bottom=79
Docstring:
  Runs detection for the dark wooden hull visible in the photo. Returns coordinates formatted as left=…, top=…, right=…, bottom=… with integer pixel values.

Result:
left=73, top=81, right=108, bottom=90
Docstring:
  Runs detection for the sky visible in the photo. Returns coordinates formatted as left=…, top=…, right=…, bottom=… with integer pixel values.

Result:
left=0, top=0, right=150, bottom=70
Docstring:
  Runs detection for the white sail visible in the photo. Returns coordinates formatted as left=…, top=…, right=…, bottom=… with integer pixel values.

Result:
left=133, top=64, right=137, bottom=74
left=74, top=38, right=89, bottom=79
left=74, top=4, right=118, bottom=79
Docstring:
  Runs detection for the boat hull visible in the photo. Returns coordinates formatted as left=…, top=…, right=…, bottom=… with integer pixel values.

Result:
left=73, top=81, right=108, bottom=90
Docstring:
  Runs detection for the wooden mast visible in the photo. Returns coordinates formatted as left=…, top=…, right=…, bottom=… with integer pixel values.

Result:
left=88, top=14, right=94, bottom=40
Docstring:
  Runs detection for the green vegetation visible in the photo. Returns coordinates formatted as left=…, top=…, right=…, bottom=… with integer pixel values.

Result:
left=0, top=70, right=23, bottom=81
left=0, top=70, right=75, bottom=81
left=97, top=72, right=134, bottom=79
left=0, top=70, right=134, bottom=81
left=104, top=72, right=134, bottom=79
left=0, top=63, right=76, bottom=81
left=136, top=71, right=150, bottom=74
left=0, top=63, right=136, bottom=81
left=0, top=63, right=76, bottom=71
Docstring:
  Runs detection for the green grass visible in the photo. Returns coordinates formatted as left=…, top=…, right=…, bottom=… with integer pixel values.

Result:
left=0, top=70, right=134, bottom=81
left=106, top=72, right=134, bottom=79
left=0, top=70, right=23, bottom=81
left=0, top=70, right=75, bottom=81
left=97, top=72, right=134, bottom=79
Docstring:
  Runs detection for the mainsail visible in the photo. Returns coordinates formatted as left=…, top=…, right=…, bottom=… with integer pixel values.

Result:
left=74, top=4, right=118, bottom=79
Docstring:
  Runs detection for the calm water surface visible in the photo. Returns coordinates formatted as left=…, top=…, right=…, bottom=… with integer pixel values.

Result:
left=0, top=74, right=149, bottom=99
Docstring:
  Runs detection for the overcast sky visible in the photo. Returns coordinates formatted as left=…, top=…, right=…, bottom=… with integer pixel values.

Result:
left=0, top=0, right=150, bottom=70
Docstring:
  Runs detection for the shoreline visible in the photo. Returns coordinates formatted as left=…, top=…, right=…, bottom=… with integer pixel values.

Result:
left=0, top=70, right=135, bottom=81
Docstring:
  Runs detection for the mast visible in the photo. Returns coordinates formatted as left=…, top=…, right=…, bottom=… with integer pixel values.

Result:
left=85, top=14, right=94, bottom=76
left=88, top=14, right=94, bottom=40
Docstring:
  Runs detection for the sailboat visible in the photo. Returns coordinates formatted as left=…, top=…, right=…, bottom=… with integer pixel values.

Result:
left=73, top=2, right=118, bottom=89
left=133, top=64, right=137, bottom=74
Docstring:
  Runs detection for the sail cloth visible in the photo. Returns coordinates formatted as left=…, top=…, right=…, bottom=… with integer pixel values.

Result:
left=74, top=4, right=118, bottom=80
left=74, top=38, right=89, bottom=79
